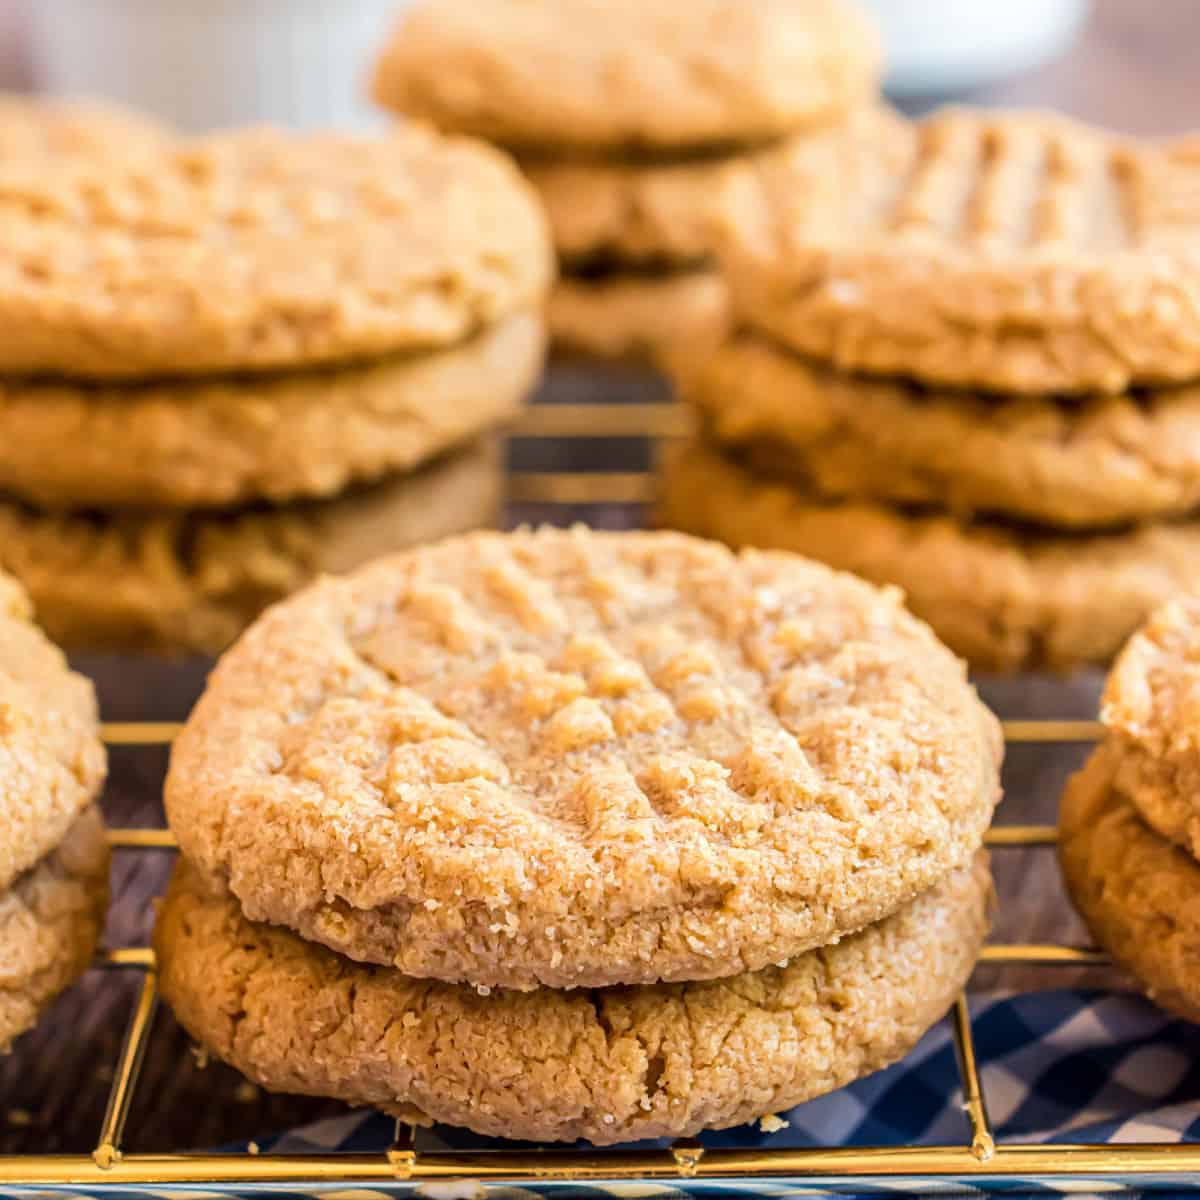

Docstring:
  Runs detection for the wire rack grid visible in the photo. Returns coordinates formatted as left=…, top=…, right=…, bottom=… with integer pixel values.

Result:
left=4, top=399, right=1200, bottom=1194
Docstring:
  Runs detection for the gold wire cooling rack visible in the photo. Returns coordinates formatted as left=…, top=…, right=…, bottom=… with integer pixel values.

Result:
left=5, top=400, right=1200, bottom=1193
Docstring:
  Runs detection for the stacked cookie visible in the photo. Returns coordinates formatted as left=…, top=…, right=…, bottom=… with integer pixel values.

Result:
left=1062, top=596, right=1200, bottom=1021
left=1, top=570, right=108, bottom=1052
left=0, top=105, right=551, bottom=652
left=661, top=107, right=1200, bottom=671
left=371, top=0, right=879, bottom=362
left=155, top=527, right=1000, bottom=1142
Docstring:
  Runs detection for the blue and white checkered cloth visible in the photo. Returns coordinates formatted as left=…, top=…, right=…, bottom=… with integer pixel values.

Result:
left=242, top=989, right=1200, bottom=1195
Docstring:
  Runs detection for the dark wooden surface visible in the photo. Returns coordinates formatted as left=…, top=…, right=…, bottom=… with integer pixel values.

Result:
left=4, top=0, right=1200, bottom=1157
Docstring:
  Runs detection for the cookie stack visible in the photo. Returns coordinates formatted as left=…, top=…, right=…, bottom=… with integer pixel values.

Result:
left=155, top=527, right=1000, bottom=1142
left=661, top=106, right=1200, bottom=671
left=371, top=0, right=879, bottom=362
left=1062, top=596, right=1200, bottom=1021
left=1, top=570, right=108, bottom=1052
left=0, top=105, right=551, bottom=653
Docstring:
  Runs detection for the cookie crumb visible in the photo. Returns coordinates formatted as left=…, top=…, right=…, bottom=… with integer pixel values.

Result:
left=759, top=1113, right=789, bottom=1133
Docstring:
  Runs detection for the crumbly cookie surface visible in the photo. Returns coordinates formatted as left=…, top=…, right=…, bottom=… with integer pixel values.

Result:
left=371, top=0, right=879, bottom=153
left=659, top=438, right=1200, bottom=673
left=165, top=526, right=1000, bottom=990
left=668, top=329, right=1200, bottom=530
left=1102, top=596, right=1200, bottom=858
left=0, top=96, right=166, bottom=156
left=723, top=107, right=1200, bottom=394
left=0, top=438, right=502, bottom=655
left=1060, top=743, right=1200, bottom=1023
left=155, top=853, right=988, bottom=1143
left=0, top=123, right=552, bottom=379
left=0, top=575, right=106, bottom=891
left=0, top=314, right=541, bottom=510
left=1, top=807, right=109, bottom=1052
left=549, top=271, right=729, bottom=362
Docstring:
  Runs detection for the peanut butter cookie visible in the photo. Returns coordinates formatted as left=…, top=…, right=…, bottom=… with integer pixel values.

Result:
left=723, top=107, right=1200, bottom=394
left=0, top=438, right=503, bottom=654
left=155, top=853, right=989, bottom=1144
left=1060, top=743, right=1200, bottom=1023
left=527, top=153, right=748, bottom=269
left=0, top=124, right=551, bottom=379
left=165, top=527, right=1000, bottom=990
left=550, top=271, right=729, bottom=362
left=1102, top=596, right=1200, bottom=858
left=1, top=807, right=109, bottom=1052
left=668, top=329, right=1200, bottom=530
left=659, top=438, right=1200, bottom=672
left=0, top=573, right=105, bottom=892
left=371, top=0, right=879, bottom=153
left=0, top=314, right=541, bottom=510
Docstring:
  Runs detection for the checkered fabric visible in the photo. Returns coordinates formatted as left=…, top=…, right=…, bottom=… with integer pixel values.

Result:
left=244, top=989, right=1200, bottom=1196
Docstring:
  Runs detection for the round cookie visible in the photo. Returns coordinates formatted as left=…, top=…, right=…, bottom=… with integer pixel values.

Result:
left=550, top=271, right=729, bottom=362
left=165, top=526, right=1000, bottom=990
left=0, top=438, right=503, bottom=655
left=371, top=0, right=880, bottom=153
left=723, top=107, right=1200, bottom=394
left=156, top=853, right=989, bottom=1144
left=0, top=313, right=541, bottom=510
left=1, top=806, right=110, bottom=1052
left=1060, top=743, right=1200, bottom=1023
left=1101, top=596, right=1200, bottom=858
left=667, top=328, right=1200, bottom=530
left=0, top=574, right=106, bottom=892
left=0, top=123, right=552, bottom=379
left=527, top=153, right=749, bottom=268
left=658, top=438, right=1200, bottom=673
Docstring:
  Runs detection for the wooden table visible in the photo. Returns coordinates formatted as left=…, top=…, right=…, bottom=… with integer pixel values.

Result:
left=3, top=0, right=1200, bottom=1158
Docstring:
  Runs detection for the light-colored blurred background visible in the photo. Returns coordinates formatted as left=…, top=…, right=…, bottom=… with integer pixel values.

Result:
left=1, top=0, right=1197, bottom=135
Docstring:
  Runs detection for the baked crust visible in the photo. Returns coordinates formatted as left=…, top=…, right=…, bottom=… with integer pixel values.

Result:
left=155, top=854, right=989, bottom=1144
left=165, top=526, right=1000, bottom=989
left=658, top=437, right=1200, bottom=672
left=722, top=107, right=1200, bottom=394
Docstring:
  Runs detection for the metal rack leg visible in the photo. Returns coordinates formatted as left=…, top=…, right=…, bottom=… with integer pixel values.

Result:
left=93, top=969, right=160, bottom=1169
left=950, top=993, right=995, bottom=1162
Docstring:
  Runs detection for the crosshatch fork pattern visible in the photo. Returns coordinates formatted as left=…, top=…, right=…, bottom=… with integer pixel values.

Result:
left=4, top=403, right=1200, bottom=1192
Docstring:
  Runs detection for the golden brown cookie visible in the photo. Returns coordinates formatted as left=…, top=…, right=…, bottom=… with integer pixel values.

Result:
left=165, top=526, right=1000, bottom=990
left=667, top=328, right=1200, bottom=530
left=1, top=807, right=109, bottom=1052
left=659, top=438, right=1200, bottom=673
left=0, top=313, right=541, bottom=510
left=156, top=853, right=989, bottom=1144
left=550, top=271, right=729, bottom=362
left=371, top=0, right=880, bottom=153
left=527, top=153, right=746, bottom=268
left=0, top=438, right=504, bottom=655
left=0, top=123, right=552, bottom=379
left=1060, top=742, right=1200, bottom=1023
left=1101, top=596, right=1200, bottom=858
left=0, top=574, right=106, bottom=892
left=722, top=107, right=1200, bottom=394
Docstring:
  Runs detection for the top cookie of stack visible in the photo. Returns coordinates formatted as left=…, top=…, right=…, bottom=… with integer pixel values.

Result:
left=0, top=99, right=552, bottom=652
left=371, top=0, right=880, bottom=361
left=662, top=107, right=1200, bottom=671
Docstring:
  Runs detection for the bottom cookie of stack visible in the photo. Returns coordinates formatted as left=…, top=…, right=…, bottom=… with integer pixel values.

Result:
left=659, top=438, right=1200, bottom=673
left=1, top=808, right=109, bottom=1053
left=0, top=438, right=504, bottom=655
left=156, top=855, right=989, bottom=1144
